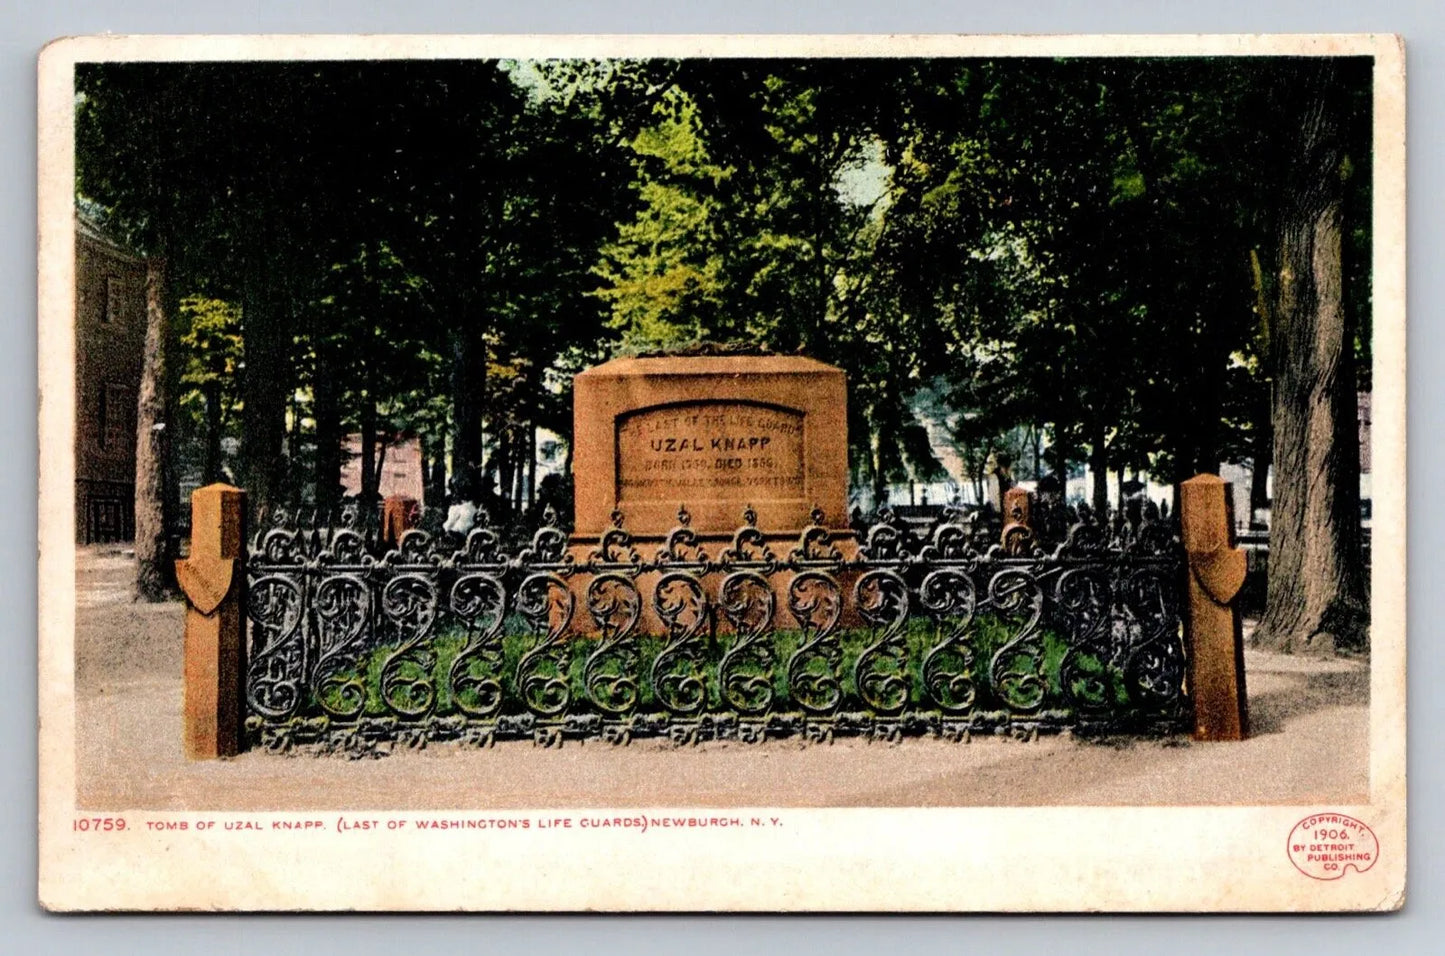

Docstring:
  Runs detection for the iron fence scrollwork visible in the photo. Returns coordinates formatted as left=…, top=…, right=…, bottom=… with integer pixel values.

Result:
left=244, top=498, right=1189, bottom=756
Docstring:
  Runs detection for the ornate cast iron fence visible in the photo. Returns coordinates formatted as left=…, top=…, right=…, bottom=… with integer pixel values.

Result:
left=244, top=501, right=1188, bottom=756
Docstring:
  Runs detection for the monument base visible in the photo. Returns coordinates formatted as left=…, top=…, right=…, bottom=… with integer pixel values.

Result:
left=563, top=531, right=862, bottom=638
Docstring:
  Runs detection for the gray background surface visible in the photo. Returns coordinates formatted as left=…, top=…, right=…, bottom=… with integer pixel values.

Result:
left=4, top=0, right=1438, bottom=951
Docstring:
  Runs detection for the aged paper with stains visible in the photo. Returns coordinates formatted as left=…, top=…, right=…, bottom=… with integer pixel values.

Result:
left=37, top=33, right=1406, bottom=911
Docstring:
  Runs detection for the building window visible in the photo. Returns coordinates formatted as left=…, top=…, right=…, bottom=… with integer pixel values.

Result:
left=103, top=276, right=124, bottom=324
left=100, top=382, right=133, bottom=453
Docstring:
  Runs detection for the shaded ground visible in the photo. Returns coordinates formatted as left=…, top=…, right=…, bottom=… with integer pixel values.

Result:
left=72, top=546, right=1369, bottom=810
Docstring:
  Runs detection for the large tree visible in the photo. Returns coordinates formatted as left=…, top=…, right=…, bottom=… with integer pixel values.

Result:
left=1253, top=62, right=1371, bottom=653
left=132, top=258, right=170, bottom=600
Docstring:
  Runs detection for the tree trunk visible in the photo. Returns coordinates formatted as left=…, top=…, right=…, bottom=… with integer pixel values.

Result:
left=312, top=341, right=341, bottom=514
left=1193, top=289, right=1230, bottom=478
left=285, top=390, right=301, bottom=505
left=372, top=436, right=389, bottom=501
left=496, top=427, right=514, bottom=519
left=962, top=446, right=982, bottom=507
left=421, top=431, right=446, bottom=507
left=450, top=327, right=484, bottom=486
left=359, top=399, right=377, bottom=503
left=511, top=432, right=526, bottom=513
left=160, top=279, right=183, bottom=565
left=869, top=427, right=887, bottom=510
left=527, top=420, right=538, bottom=510
left=1248, top=249, right=1276, bottom=527
left=1031, top=425, right=1042, bottom=483
left=1051, top=420, right=1072, bottom=499
left=432, top=445, right=447, bottom=503
left=1122, top=71, right=1193, bottom=518
left=1170, top=436, right=1189, bottom=520
left=238, top=259, right=289, bottom=513
left=134, top=257, right=170, bottom=601
left=1254, top=66, right=1369, bottom=654
left=202, top=379, right=223, bottom=485
left=1089, top=422, right=1108, bottom=514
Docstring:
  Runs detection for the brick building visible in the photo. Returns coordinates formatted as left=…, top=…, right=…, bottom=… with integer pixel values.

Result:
left=338, top=433, right=426, bottom=504
left=74, top=215, right=148, bottom=543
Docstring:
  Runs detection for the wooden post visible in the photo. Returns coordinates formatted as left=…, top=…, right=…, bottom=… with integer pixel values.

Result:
left=175, top=483, right=247, bottom=759
left=1179, top=474, right=1249, bottom=741
left=1000, top=486, right=1034, bottom=555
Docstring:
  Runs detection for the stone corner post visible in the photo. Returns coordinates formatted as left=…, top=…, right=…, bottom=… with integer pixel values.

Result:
left=174, top=483, right=247, bottom=759
left=1179, top=473, right=1249, bottom=741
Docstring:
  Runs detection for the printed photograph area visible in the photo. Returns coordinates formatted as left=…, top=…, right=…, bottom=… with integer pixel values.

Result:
left=70, top=54, right=1373, bottom=810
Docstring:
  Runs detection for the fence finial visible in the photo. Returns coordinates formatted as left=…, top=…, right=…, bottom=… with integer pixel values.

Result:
left=1000, top=486, right=1034, bottom=555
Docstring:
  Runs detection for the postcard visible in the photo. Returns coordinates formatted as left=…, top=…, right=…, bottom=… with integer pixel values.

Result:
left=37, top=33, right=1406, bottom=911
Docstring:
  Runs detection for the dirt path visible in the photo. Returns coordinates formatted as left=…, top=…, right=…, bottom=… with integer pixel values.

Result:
left=72, top=547, right=1369, bottom=811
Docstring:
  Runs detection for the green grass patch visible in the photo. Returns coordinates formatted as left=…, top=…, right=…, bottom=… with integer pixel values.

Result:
left=302, top=611, right=1135, bottom=719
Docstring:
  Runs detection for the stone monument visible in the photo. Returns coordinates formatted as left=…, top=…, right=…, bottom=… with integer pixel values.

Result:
left=569, top=353, right=853, bottom=634
left=572, top=353, right=849, bottom=540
